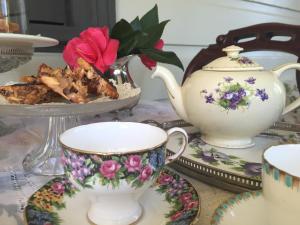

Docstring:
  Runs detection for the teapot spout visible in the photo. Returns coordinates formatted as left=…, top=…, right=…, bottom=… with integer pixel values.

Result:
left=152, top=65, right=189, bottom=122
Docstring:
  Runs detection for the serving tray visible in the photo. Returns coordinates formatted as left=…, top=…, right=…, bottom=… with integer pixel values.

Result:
left=167, top=129, right=300, bottom=193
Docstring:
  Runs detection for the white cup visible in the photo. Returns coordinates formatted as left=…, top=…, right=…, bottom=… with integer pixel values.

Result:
left=263, top=144, right=300, bottom=225
left=60, top=122, right=188, bottom=225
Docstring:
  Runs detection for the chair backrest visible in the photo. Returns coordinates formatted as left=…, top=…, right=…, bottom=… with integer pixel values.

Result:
left=182, top=23, right=300, bottom=89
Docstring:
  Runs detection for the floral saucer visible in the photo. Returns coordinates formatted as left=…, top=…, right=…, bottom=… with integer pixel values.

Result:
left=211, top=191, right=265, bottom=225
left=167, top=129, right=300, bottom=192
left=24, top=168, right=200, bottom=225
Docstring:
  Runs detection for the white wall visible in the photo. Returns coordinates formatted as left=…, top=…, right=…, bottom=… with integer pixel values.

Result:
left=116, top=0, right=300, bottom=100
left=1, top=1, right=300, bottom=101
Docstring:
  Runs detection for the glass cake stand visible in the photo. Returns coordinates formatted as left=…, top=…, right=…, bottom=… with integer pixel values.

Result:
left=0, top=93, right=141, bottom=176
left=0, top=33, right=60, bottom=175
left=0, top=33, right=141, bottom=176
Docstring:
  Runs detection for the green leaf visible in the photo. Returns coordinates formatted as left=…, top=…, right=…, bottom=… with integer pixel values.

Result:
left=111, top=156, right=120, bottom=162
left=132, top=179, right=143, bottom=188
left=191, top=153, right=200, bottom=159
left=232, top=167, right=245, bottom=172
left=130, top=16, right=142, bottom=31
left=85, top=158, right=92, bottom=166
left=118, top=32, right=140, bottom=57
left=101, top=177, right=109, bottom=186
left=136, top=20, right=169, bottom=48
left=111, top=179, right=120, bottom=188
left=111, top=19, right=134, bottom=40
left=140, top=4, right=159, bottom=29
left=139, top=48, right=184, bottom=70
left=222, top=161, right=234, bottom=165
left=53, top=202, right=65, bottom=210
left=125, top=174, right=137, bottom=183
left=85, top=176, right=96, bottom=186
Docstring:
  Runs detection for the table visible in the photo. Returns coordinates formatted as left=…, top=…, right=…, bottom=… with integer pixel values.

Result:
left=0, top=100, right=234, bottom=225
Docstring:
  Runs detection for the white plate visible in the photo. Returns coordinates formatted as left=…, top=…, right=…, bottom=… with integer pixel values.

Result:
left=0, top=91, right=141, bottom=116
left=0, top=33, right=58, bottom=47
left=211, top=191, right=265, bottom=225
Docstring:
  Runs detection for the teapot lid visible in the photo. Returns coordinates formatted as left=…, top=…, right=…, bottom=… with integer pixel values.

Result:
left=202, top=45, right=264, bottom=71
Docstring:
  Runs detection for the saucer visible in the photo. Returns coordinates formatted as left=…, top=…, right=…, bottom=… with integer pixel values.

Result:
left=211, top=191, right=266, bottom=225
left=24, top=168, right=200, bottom=225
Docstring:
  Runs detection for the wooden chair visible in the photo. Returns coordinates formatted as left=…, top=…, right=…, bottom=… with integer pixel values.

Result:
left=182, top=23, right=300, bottom=90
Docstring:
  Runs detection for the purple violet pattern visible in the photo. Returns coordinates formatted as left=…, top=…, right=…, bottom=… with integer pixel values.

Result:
left=243, top=162, right=262, bottom=177
left=224, top=77, right=233, bottom=83
left=256, top=88, right=269, bottom=101
left=245, top=77, right=256, bottom=84
left=62, top=152, right=93, bottom=182
left=237, top=56, right=253, bottom=64
left=230, top=56, right=254, bottom=65
left=200, top=77, right=269, bottom=111
left=200, top=151, right=230, bottom=163
left=205, top=94, right=215, bottom=103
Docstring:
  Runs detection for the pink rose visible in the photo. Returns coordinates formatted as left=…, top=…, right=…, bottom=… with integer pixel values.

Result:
left=51, top=182, right=65, bottom=195
left=179, top=192, right=193, bottom=204
left=63, top=26, right=119, bottom=73
left=100, top=160, right=121, bottom=179
left=125, top=155, right=142, bottom=172
left=184, top=200, right=198, bottom=210
left=139, top=165, right=153, bottom=182
left=170, top=211, right=183, bottom=221
left=139, top=39, right=164, bottom=70
left=158, top=174, right=173, bottom=185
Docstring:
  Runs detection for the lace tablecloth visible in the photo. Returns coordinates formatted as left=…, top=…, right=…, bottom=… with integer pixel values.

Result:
left=0, top=100, right=233, bottom=225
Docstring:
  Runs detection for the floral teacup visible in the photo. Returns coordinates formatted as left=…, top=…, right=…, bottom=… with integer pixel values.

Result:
left=60, top=122, right=188, bottom=225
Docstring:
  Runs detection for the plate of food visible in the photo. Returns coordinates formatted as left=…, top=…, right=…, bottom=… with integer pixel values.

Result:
left=0, top=58, right=141, bottom=116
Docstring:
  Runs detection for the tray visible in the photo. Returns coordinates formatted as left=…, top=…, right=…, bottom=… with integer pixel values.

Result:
left=167, top=129, right=300, bottom=193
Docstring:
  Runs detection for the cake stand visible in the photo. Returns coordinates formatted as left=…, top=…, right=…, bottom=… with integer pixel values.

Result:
left=0, top=34, right=141, bottom=176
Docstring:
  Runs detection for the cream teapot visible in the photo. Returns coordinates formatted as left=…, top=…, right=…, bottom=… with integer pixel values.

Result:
left=152, top=45, right=300, bottom=148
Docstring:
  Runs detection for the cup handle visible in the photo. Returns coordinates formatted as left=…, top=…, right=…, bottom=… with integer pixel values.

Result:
left=165, top=127, right=188, bottom=165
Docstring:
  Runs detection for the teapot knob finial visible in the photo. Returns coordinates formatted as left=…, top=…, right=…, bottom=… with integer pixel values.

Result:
left=222, top=45, right=244, bottom=58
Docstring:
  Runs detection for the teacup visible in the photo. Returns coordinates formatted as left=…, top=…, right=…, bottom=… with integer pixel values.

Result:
left=59, top=121, right=188, bottom=225
left=262, top=144, right=300, bottom=225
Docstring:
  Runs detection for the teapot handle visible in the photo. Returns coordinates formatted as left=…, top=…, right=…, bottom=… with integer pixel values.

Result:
left=272, top=63, right=300, bottom=115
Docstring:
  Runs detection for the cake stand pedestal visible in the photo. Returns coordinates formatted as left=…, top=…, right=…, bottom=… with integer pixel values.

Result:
left=22, top=115, right=80, bottom=175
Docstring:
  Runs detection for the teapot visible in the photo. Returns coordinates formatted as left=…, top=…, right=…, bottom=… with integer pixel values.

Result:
left=152, top=45, right=300, bottom=148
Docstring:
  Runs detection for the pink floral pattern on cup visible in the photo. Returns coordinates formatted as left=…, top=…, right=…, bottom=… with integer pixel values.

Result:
left=100, top=160, right=121, bottom=179
left=125, top=155, right=142, bottom=172
left=62, top=146, right=166, bottom=189
left=139, top=165, right=153, bottom=182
